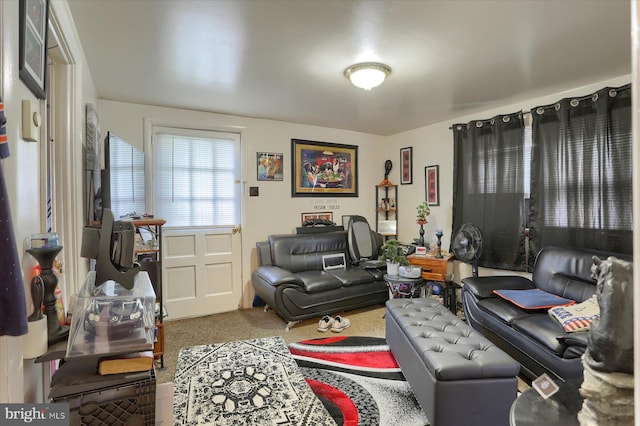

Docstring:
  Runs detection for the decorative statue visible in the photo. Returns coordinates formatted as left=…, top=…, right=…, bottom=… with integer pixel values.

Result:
left=578, top=255, right=634, bottom=426
left=381, top=160, right=392, bottom=185
left=586, top=256, right=633, bottom=374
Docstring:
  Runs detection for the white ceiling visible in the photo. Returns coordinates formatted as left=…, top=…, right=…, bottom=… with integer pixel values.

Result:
left=66, top=0, right=631, bottom=136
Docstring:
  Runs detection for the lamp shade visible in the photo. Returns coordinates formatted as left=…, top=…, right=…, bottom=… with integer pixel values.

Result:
left=344, top=63, right=391, bottom=90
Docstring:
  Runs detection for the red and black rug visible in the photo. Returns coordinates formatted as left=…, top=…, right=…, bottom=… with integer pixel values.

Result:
left=288, top=336, right=428, bottom=426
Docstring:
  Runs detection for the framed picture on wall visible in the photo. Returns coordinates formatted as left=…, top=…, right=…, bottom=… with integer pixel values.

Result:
left=19, top=0, right=49, bottom=99
left=425, top=165, right=440, bottom=206
left=291, top=139, right=358, bottom=197
left=257, top=152, right=284, bottom=181
left=301, top=212, right=334, bottom=224
left=400, top=147, right=413, bottom=184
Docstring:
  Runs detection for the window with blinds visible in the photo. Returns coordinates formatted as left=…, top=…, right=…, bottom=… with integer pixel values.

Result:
left=152, top=129, right=240, bottom=227
left=107, top=132, right=146, bottom=218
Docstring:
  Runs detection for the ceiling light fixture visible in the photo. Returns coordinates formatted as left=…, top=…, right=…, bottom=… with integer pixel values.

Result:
left=344, top=62, right=391, bottom=90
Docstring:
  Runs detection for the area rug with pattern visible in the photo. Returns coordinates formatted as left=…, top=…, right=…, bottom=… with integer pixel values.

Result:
left=289, top=336, right=428, bottom=426
left=173, top=336, right=336, bottom=425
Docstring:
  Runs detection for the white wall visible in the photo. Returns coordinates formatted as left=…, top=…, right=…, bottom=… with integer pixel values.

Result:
left=97, top=73, right=631, bottom=307
left=1, top=0, right=98, bottom=403
left=97, top=99, right=385, bottom=308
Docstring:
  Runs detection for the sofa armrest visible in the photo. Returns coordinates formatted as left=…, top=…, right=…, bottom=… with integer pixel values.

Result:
left=462, top=275, right=535, bottom=298
left=252, top=265, right=304, bottom=287
left=256, top=240, right=272, bottom=266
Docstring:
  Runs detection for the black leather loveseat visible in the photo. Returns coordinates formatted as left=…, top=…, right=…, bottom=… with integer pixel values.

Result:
left=252, top=231, right=387, bottom=330
left=461, top=245, right=632, bottom=382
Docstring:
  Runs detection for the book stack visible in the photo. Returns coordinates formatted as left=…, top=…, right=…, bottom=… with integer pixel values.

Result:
left=98, top=350, right=154, bottom=375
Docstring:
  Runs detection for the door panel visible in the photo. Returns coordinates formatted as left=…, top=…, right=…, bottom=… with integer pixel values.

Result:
left=163, top=226, right=241, bottom=319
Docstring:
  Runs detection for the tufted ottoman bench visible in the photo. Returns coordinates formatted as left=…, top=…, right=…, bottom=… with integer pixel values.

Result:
left=386, top=298, right=520, bottom=426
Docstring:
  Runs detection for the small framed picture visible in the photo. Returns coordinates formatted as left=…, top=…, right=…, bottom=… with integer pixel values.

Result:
left=19, top=0, right=50, bottom=99
left=400, top=147, right=413, bottom=184
left=425, top=165, right=440, bottom=206
left=532, top=373, right=560, bottom=399
left=257, top=152, right=283, bottom=181
left=301, top=212, right=334, bottom=224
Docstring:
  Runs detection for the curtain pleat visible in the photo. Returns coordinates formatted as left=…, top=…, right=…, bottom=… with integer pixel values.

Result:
left=528, top=84, right=632, bottom=265
left=452, top=112, right=527, bottom=271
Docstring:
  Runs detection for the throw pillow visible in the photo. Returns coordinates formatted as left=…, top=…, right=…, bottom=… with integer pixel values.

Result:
left=493, top=288, right=576, bottom=310
left=548, top=294, right=599, bottom=333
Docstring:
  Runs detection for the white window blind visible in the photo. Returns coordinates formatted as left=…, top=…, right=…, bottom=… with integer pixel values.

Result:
left=152, top=128, right=240, bottom=227
left=109, top=134, right=146, bottom=218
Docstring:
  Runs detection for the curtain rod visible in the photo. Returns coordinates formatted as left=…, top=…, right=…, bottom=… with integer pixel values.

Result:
left=449, top=86, right=629, bottom=130
left=449, top=110, right=531, bottom=130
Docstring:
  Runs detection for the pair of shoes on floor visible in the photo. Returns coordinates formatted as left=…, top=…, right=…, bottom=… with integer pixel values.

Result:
left=317, top=315, right=351, bottom=333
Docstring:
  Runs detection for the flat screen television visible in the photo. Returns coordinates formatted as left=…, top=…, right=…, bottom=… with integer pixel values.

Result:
left=101, top=131, right=146, bottom=219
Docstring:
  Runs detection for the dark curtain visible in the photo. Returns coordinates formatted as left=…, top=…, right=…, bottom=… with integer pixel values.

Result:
left=452, top=112, right=527, bottom=271
left=528, top=84, right=632, bottom=266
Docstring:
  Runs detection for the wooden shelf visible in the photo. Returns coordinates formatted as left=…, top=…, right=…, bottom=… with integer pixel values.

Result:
left=376, top=184, right=398, bottom=238
left=135, top=249, right=159, bottom=254
left=153, top=322, right=164, bottom=358
left=133, top=219, right=165, bottom=369
left=131, top=218, right=166, bottom=227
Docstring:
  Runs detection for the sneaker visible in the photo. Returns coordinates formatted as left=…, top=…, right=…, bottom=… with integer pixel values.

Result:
left=331, top=315, right=351, bottom=332
left=317, top=315, right=334, bottom=332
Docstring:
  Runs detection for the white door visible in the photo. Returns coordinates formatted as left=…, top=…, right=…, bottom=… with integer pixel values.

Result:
left=151, top=128, right=242, bottom=319
left=163, top=226, right=241, bottom=319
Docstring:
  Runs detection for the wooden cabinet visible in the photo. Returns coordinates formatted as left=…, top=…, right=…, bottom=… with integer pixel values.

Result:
left=153, top=322, right=165, bottom=357
left=132, top=218, right=166, bottom=368
left=375, top=184, right=398, bottom=239
left=407, top=253, right=453, bottom=282
left=408, top=253, right=459, bottom=313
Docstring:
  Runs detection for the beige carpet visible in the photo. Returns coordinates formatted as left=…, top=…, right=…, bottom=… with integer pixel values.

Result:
left=155, top=302, right=531, bottom=393
left=155, top=304, right=388, bottom=384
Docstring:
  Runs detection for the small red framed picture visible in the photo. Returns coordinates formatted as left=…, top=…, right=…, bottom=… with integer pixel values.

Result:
left=400, top=147, right=412, bottom=185
left=425, top=165, right=439, bottom=206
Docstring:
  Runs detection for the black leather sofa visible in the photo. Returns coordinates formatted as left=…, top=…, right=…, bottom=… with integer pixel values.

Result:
left=462, top=245, right=632, bottom=382
left=251, top=231, right=387, bottom=330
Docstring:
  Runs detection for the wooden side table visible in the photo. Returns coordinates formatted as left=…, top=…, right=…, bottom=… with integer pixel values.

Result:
left=407, top=253, right=458, bottom=313
left=407, top=253, right=454, bottom=282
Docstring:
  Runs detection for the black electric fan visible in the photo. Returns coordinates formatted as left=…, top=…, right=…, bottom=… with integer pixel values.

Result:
left=451, top=223, right=484, bottom=277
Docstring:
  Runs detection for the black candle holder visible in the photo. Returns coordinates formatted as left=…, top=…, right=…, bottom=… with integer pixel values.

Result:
left=435, top=230, right=444, bottom=258
left=418, top=224, right=425, bottom=247
left=26, top=246, right=69, bottom=344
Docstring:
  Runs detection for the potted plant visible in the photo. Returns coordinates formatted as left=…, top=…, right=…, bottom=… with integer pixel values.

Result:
left=379, top=239, right=409, bottom=276
left=416, top=201, right=430, bottom=246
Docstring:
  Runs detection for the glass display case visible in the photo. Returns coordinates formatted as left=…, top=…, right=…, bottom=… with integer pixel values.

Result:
left=66, top=271, right=155, bottom=358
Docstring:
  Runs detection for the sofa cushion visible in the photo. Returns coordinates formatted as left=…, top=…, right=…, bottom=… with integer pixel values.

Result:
left=269, top=233, right=348, bottom=273
left=362, top=267, right=384, bottom=280
left=493, top=288, right=575, bottom=310
left=463, top=275, right=535, bottom=299
left=327, top=268, right=375, bottom=286
left=296, top=271, right=343, bottom=293
left=532, top=246, right=631, bottom=303
left=477, top=298, right=530, bottom=324
left=510, top=314, right=567, bottom=355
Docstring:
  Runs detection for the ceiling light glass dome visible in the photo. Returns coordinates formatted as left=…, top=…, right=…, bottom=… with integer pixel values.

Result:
left=344, top=62, right=391, bottom=90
